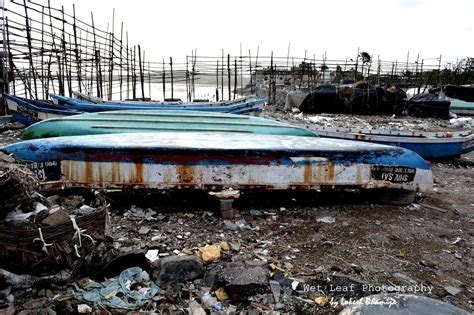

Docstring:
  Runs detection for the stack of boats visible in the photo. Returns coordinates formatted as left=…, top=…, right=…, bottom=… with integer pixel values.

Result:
left=4, top=93, right=267, bottom=126
left=2, top=91, right=473, bottom=205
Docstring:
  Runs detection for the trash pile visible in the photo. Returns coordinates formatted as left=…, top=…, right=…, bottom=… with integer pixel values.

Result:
left=266, top=111, right=473, bottom=133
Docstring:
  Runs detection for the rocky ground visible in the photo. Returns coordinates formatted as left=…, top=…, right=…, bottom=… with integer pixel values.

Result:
left=0, top=114, right=472, bottom=314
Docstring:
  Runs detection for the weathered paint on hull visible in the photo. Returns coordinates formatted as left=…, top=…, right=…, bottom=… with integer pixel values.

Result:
left=2, top=132, right=433, bottom=193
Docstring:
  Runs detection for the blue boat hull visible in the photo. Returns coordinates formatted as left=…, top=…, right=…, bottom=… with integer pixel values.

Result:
left=313, top=127, right=474, bottom=159
left=1, top=132, right=433, bottom=196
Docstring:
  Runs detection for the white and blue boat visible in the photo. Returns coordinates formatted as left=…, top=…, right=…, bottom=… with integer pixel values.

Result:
left=312, top=126, right=474, bottom=159
left=2, top=132, right=433, bottom=205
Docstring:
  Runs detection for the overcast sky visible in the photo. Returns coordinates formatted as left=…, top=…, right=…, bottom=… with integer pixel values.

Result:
left=31, top=0, right=474, bottom=63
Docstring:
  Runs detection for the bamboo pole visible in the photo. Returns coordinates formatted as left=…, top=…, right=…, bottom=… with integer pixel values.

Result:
left=23, top=0, right=38, bottom=99
left=170, top=56, right=174, bottom=100
left=72, top=4, right=82, bottom=93
left=138, top=45, right=144, bottom=100
left=162, top=58, right=166, bottom=100
left=227, top=54, right=231, bottom=100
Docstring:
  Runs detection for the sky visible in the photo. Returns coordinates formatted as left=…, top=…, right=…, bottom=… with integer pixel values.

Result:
left=13, top=0, right=474, bottom=64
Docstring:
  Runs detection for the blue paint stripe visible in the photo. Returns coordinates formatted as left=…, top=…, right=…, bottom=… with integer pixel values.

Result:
left=2, top=137, right=430, bottom=170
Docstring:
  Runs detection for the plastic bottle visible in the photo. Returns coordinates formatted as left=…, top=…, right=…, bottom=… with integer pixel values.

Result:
left=201, top=289, right=225, bottom=312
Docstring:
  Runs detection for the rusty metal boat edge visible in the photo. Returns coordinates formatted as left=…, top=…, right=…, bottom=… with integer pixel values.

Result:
left=1, top=132, right=433, bottom=204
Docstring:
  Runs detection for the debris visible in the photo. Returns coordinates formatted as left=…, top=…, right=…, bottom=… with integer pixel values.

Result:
left=199, top=245, right=221, bottom=263
left=315, top=296, right=328, bottom=307
left=77, top=267, right=160, bottom=310
left=138, top=226, right=151, bottom=235
left=445, top=286, right=462, bottom=296
left=215, top=287, right=229, bottom=301
left=201, top=289, right=225, bottom=312
left=145, top=250, right=159, bottom=263
left=208, top=189, right=240, bottom=199
left=228, top=241, right=241, bottom=252
left=249, top=210, right=263, bottom=216
left=188, top=299, right=206, bottom=315
left=220, top=241, right=230, bottom=251
left=224, top=219, right=250, bottom=231
left=152, top=255, right=204, bottom=285
left=316, top=216, right=336, bottom=223
left=269, top=280, right=281, bottom=303
left=250, top=301, right=273, bottom=311
left=77, top=304, right=92, bottom=313
left=420, top=203, right=449, bottom=213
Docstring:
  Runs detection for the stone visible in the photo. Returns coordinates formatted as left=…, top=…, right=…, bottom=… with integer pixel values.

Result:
left=215, top=261, right=268, bottom=300
left=152, top=255, right=204, bottom=285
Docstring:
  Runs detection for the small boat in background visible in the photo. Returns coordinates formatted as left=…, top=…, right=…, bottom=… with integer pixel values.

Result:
left=49, top=93, right=266, bottom=113
left=312, top=126, right=474, bottom=159
left=4, top=94, right=267, bottom=126
left=23, top=110, right=317, bottom=139
left=72, top=90, right=257, bottom=106
left=4, top=93, right=81, bottom=125
left=2, top=132, right=433, bottom=205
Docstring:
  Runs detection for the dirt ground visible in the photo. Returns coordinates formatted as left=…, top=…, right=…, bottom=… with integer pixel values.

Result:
left=0, top=115, right=472, bottom=313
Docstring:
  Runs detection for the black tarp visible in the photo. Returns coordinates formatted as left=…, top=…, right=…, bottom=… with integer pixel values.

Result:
left=443, top=85, right=474, bottom=102
left=287, top=84, right=404, bottom=115
left=406, top=94, right=451, bottom=119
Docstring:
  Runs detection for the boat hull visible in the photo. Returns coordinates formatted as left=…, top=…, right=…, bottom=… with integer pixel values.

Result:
left=313, top=127, right=474, bottom=159
left=2, top=132, right=433, bottom=194
left=49, top=93, right=266, bottom=113
left=23, top=110, right=317, bottom=139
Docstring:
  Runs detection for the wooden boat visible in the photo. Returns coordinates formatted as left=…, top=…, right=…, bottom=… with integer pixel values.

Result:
left=4, top=94, right=266, bottom=126
left=23, top=110, right=317, bottom=140
left=72, top=90, right=257, bottom=106
left=4, top=94, right=81, bottom=125
left=49, top=93, right=266, bottom=113
left=312, top=126, right=474, bottom=159
left=2, top=132, right=433, bottom=205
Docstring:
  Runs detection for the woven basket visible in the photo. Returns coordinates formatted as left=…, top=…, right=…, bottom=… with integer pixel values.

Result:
left=0, top=192, right=108, bottom=275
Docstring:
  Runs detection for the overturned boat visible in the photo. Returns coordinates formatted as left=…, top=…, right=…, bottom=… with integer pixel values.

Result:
left=2, top=132, right=433, bottom=205
left=23, top=110, right=317, bottom=139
